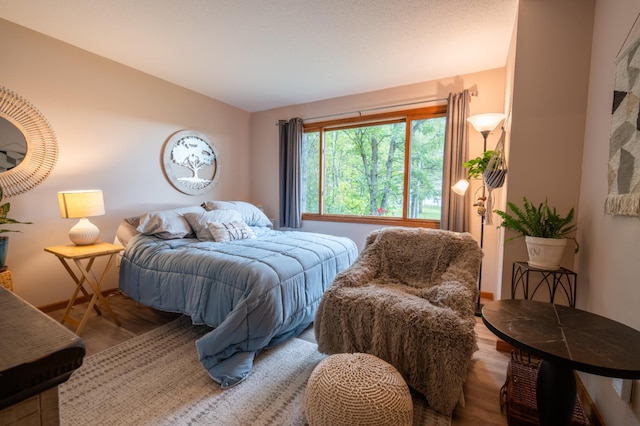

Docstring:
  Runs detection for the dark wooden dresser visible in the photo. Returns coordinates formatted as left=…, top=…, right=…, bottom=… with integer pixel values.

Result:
left=0, top=287, right=85, bottom=425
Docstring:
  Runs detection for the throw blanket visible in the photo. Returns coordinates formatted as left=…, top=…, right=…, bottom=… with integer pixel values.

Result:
left=315, top=227, right=482, bottom=414
left=119, top=230, right=357, bottom=388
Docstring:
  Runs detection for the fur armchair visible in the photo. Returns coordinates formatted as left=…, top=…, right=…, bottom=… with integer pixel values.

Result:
left=314, top=227, right=483, bottom=415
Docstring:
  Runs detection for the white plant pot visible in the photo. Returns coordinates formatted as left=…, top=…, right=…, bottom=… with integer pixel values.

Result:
left=525, top=236, right=567, bottom=270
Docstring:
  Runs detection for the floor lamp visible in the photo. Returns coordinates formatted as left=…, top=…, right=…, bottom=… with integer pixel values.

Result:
left=452, top=113, right=505, bottom=317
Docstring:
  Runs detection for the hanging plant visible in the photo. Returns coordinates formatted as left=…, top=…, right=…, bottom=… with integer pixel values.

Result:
left=463, top=150, right=495, bottom=180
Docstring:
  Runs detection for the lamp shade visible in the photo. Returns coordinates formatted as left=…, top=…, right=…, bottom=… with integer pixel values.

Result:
left=58, top=190, right=105, bottom=245
left=467, top=113, right=505, bottom=133
left=58, top=190, right=105, bottom=219
left=451, top=179, right=470, bottom=196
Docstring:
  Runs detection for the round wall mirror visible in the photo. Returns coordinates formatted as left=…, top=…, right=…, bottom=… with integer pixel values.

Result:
left=0, top=86, right=58, bottom=197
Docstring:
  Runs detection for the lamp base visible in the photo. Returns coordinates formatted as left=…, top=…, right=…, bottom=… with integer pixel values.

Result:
left=69, top=218, right=100, bottom=245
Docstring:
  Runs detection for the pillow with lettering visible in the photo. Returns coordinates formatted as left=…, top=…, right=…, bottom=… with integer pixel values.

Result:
left=184, top=209, right=243, bottom=241
left=207, top=221, right=257, bottom=242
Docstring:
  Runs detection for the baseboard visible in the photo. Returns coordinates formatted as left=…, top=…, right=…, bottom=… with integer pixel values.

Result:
left=494, top=340, right=605, bottom=426
left=38, top=288, right=119, bottom=313
left=495, top=339, right=515, bottom=353
left=480, top=290, right=494, bottom=301
left=576, top=376, right=606, bottom=426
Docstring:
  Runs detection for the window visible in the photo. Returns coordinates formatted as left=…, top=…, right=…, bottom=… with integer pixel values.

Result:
left=302, top=105, right=447, bottom=227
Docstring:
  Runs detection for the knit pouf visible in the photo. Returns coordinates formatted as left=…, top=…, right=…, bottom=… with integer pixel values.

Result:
left=304, top=353, right=413, bottom=426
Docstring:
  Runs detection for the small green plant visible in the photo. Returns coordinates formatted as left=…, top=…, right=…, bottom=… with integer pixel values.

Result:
left=0, top=187, right=31, bottom=233
left=494, top=197, right=579, bottom=253
left=463, top=150, right=495, bottom=180
left=462, top=150, right=505, bottom=179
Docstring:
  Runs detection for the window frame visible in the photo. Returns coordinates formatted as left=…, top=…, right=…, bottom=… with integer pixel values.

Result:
left=302, top=104, right=447, bottom=228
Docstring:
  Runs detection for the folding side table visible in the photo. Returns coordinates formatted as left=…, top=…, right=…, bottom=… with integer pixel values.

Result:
left=44, top=242, right=124, bottom=335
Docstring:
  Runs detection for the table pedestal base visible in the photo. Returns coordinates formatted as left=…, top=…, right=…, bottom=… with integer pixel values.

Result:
left=536, top=360, right=576, bottom=426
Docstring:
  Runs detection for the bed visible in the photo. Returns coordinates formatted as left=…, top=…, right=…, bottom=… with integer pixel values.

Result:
left=117, top=201, right=358, bottom=388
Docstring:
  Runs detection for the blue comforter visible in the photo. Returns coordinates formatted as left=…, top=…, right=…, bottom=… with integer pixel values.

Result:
left=118, top=229, right=357, bottom=387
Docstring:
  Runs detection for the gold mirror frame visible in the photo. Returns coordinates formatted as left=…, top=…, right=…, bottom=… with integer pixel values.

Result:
left=0, top=86, right=58, bottom=197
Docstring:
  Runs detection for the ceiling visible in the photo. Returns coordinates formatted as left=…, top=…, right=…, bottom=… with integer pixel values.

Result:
left=0, top=0, right=519, bottom=113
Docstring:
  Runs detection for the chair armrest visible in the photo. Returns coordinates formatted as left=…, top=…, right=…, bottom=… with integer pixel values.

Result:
left=420, top=281, right=476, bottom=317
left=439, top=260, right=481, bottom=295
left=332, top=263, right=377, bottom=288
left=331, top=248, right=381, bottom=288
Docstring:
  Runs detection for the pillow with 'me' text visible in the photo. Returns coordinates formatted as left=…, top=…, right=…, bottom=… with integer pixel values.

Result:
left=207, top=221, right=257, bottom=242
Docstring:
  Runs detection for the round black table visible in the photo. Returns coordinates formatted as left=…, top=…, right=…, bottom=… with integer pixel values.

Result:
left=482, top=299, right=640, bottom=426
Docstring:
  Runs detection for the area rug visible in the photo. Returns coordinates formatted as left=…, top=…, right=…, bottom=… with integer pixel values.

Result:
left=59, top=316, right=450, bottom=426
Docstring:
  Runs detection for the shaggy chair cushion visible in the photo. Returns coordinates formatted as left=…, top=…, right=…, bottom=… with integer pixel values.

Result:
left=314, top=227, right=482, bottom=415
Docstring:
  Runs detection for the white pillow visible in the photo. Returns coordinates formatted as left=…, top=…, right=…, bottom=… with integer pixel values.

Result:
left=136, top=206, right=205, bottom=239
left=207, top=221, right=257, bottom=242
left=183, top=209, right=244, bottom=240
left=202, top=200, right=272, bottom=227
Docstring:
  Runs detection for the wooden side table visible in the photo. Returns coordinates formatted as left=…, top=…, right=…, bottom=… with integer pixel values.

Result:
left=44, top=242, right=124, bottom=335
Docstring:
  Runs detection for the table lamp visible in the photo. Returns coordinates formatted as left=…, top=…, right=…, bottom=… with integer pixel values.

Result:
left=58, top=190, right=105, bottom=245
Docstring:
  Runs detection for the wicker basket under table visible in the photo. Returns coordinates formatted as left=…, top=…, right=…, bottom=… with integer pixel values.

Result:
left=500, top=356, right=589, bottom=426
left=0, top=267, right=13, bottom=291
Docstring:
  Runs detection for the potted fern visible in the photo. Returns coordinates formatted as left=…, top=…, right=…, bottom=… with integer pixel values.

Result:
left=495, top=197, right=578, bottom=270
left=0, top=187, right=31, bottom=268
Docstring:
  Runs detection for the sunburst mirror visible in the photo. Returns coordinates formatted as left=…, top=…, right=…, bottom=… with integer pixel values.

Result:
left=0, top=86, right=58, bottom=197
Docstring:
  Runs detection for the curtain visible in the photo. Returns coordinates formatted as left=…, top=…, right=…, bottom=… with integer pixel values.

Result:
left=279, top=118, right=303, bottom=228
left=441, top=90, right=470, bottom=232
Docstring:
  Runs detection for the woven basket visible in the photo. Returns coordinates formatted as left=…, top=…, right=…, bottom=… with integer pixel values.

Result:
left=500, top=356, right=589, bottom=425
left=305, top=353, right=413, bottom=426
left=0, top=267, right=13, bottom=291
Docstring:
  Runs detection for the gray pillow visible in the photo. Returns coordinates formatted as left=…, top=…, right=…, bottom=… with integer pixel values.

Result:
left=202, top=200, right=272, bottom=227
left=136, top=206, right=205, bottom=239
left=183, top=209, right=244, bottom=240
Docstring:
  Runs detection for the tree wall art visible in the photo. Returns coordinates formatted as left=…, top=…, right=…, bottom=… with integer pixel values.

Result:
left=162, top=130, right=220, bottom=195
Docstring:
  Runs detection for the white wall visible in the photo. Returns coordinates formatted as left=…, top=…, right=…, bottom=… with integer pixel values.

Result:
left=500, top=0, right=593, bottom=305
left=250, top=68, right=508, bottom=299
left=578, top=1, right=640, bottom=424
left=498, top=1, right=640, bottom=424
left=0, top=19, right=252, bottom=307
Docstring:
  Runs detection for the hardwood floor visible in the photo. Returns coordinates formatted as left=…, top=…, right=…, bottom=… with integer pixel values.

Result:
left=46, top=291, right=181, bottom=357
left=47, top=291, right=511, bottom=425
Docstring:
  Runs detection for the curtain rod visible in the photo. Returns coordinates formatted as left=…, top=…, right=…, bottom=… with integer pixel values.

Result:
left=275, top=90, right=477, bottom=125
left=303, top=97, right=448, bottom=122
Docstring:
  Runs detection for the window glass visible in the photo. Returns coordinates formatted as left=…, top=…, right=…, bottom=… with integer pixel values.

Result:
left=408, top=117, right=446, bottom=220
left=323, top=122, right=405, bottom=217
left=301, top=105, right=446, bottom=225
left=301, top=131, right=320, bottom=214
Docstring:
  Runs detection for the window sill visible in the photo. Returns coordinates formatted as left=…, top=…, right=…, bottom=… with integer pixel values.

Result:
left=301, top=214, right=440, bottom=228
